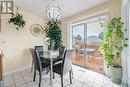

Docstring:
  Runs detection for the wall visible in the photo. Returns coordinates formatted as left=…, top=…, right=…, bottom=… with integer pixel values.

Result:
left=128, top=0, right=130, bottom=86
left=61, top=0, right=122, bottom=47
left=0, top=16, right=1, bottom=32
left=121, top=0, right=130, bottom=86
left=0, top=9, right=46, bottom=74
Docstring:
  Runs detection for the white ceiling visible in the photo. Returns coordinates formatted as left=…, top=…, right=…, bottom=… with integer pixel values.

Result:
left=16, top=0, right=108, bottom=19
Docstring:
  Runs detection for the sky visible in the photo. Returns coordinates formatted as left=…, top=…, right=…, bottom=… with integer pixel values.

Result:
left=72, top=21, right=103, bottom=41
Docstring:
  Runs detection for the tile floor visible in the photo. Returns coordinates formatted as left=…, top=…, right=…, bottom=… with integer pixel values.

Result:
left=4, top=65, right=121, bottom=87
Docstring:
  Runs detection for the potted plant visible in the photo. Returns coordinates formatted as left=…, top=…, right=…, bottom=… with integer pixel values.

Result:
left=44, top=20, right=62, bottom=50
left=8, top=13, right=26, bottom=30
left=100, top=17, right=128, bottom=84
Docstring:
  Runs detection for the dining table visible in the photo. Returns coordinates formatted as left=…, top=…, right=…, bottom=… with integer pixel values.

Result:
left=40, top=50, right=59, bottom=87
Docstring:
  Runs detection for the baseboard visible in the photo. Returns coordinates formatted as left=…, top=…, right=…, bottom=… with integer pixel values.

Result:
left=3, top=66, right=31, bottom=76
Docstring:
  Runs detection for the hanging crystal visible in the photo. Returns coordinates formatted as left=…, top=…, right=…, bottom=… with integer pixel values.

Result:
left=46, top=0, right=61, bottom=21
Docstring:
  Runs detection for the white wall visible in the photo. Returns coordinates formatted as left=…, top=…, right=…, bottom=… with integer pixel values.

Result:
left=128, top=1, right=130, bottom=86
left=0, top=9, right=46, bottom=74
left=121, top=0, right=130, bottom=86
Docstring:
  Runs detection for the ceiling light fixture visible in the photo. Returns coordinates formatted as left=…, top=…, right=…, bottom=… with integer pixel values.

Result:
left=46, top=0, right=61, bottom=21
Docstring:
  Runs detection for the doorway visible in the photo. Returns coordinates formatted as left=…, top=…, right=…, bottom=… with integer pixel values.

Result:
left=70, top=18, right=104, bottom=72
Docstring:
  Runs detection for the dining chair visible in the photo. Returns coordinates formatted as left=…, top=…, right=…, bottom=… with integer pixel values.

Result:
left=53, top=49, right=74, bottom=87
left=31, top=46, right=48, bottom=72
left=35, top=46, right=43, bottom=54
left=35, top=46, right=48, bottom=61
left=30, top=48, right=49, bottom=87
left=53, top=46, right=65, bottom=64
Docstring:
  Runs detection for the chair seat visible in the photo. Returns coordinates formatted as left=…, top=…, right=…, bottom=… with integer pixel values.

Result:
left=40, top=57, right=46, bottom=61
left=40, top=56, right=50, bottom=68
left=41, top=60, right=49, bottom=68
left=53, top=63, right=63, bottom=75
left=53, top=56, right=63, bottom=63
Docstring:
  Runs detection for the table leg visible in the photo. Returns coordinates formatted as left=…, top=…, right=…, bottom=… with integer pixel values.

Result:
left=50, top=58, right=53, bottom=87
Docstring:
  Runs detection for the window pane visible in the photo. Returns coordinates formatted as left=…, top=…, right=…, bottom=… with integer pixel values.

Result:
left=72, top=24, right=85, bottom=49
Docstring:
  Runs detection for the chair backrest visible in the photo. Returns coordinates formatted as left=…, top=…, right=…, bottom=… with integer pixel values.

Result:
left=62, top=49, right=74, bottom=74
left=35, top=46, right=44, bottom=55
left=30, top=48, right=42, bottom=72
left=35, top=46, right=43, bottom=51
left=58, top=46, right=65, bottom=57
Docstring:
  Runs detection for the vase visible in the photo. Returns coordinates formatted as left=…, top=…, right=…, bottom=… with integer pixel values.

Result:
left=110, top=66, right=122, bottom=84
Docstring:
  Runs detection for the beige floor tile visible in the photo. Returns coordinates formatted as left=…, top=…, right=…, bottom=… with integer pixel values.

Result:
left=4, top=65, right=121, bottom=87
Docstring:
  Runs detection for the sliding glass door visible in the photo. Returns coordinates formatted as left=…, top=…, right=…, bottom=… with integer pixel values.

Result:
left=72, top=24, right=85, bottom=66
left=86, top=21, right=103, bottom=71
left=71, top=19, right=104, bottom=72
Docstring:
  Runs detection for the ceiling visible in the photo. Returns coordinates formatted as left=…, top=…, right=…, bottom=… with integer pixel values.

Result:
left=16, top=0, right=108, bottom=19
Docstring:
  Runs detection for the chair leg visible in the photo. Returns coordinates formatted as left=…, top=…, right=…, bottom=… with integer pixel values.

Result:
left=46, top=67, right=49, bottom=74
left=39, top=72, right=42, bottom=87
left=61, top=75, right=63, bottom=87
left=69, top=70, right=72, bottom=84
left=71, top=68, right=74, bottom=79
left=33, top=69, right=36, bottom=81
left=53, top=72, right=55, bottom=79
left=31, top=60, right=34, bottom=73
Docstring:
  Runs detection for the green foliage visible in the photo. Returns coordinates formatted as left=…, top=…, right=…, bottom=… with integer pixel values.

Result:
left=8, top=13, right=26, bottom=30
left=44, top=20, right=62, bottom=50
left=100, top=17, right=128, bottom=68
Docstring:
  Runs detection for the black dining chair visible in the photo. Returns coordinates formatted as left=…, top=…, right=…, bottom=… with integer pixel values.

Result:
left=31, top=46, right=48, bottom=72
left=53, top=46, right=65, bottom=64
left=35, top=46, right=43, bottom=55
left=53, top=49, right=74, bottom=87
left=35, top=46, right=47, bottom=61
left=30, top=48, right=49, bottom=87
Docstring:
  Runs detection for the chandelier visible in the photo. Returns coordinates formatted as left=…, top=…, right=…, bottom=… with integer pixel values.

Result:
left=46, top=0, right=61, bottom=21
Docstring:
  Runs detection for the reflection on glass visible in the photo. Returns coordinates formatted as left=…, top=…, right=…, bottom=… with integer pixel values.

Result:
left=72, top=24, right=85, bottom=66
left=86, top=21, right=103, bottom=71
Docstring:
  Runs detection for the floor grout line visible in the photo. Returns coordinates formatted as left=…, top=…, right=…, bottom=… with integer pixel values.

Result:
left=26, top=70, right=40, bottom=85
left=80, top=72, right=89, bottom=87
left=12, top=73, right=17, bottom=87
left=71, top=71, right=87, bottom=87
left=20, top=72, right=29, bottom=87
left=101, top=75, right=105, bottom=87
left=26, top=70, right=50, bottom=86
left=3, top=75, right=16, bottom=87
left=90, top=73, right=98, bottom=87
